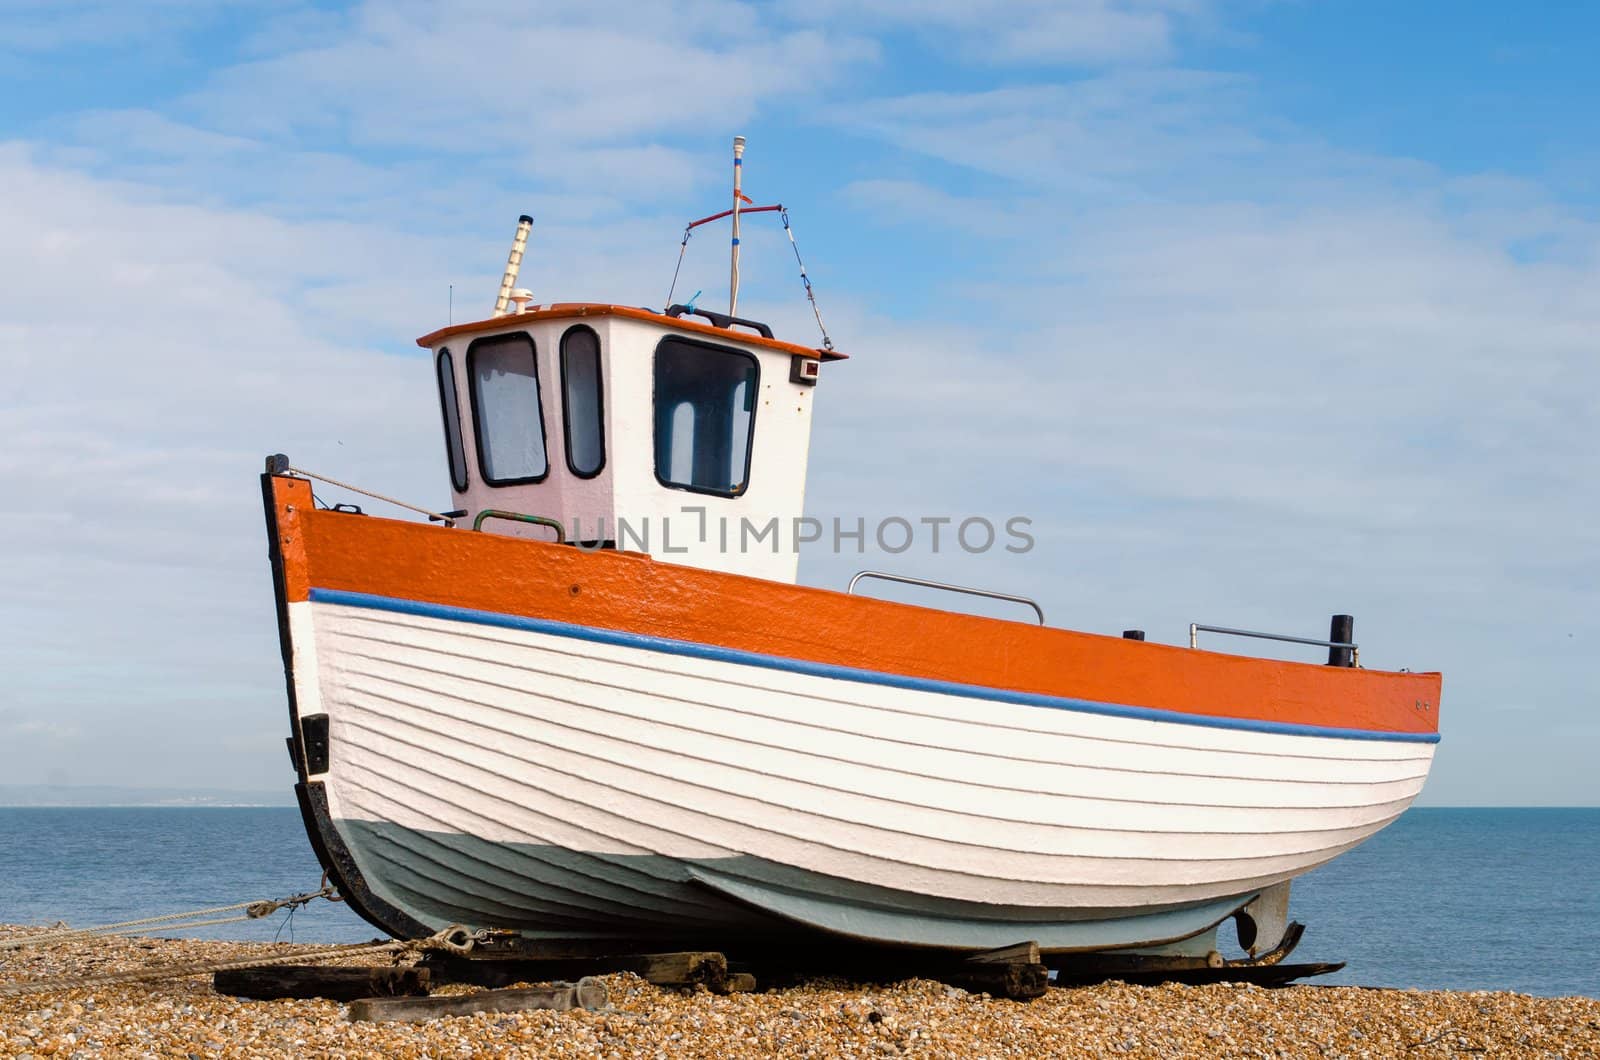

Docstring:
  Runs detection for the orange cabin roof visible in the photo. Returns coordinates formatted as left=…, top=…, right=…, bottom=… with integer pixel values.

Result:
left=416, top=303, right=848, bottom=361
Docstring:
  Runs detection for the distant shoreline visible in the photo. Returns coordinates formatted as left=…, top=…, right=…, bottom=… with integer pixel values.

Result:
left=0, top=786, right=294, bottom=809
left=0, top=807, right=299, bottom=813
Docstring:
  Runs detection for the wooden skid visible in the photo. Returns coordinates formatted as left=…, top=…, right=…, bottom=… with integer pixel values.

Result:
left=945, top=961, right=1051, bottom=1000
left=968, top=941, right=1042, bottom=965
left=212, top=965, right=430, bottom=1002
left=434, top=942, right=1050, bottom=1000
left=745, top=939, right=1051, bottom=1001
left=348, top=977, right=608, bottom=1023
left=427, top=951, right=733, bottom=991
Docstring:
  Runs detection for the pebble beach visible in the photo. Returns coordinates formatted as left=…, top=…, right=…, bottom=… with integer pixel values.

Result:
left=2, top=930, right=1597, bottom=1058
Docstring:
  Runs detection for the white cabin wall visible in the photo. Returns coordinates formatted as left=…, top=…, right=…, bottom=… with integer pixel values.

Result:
left=604, top=317, right=814, bottom=583
left=431, top=319, right=617, bottom=545
left=430, top=313, right=817, bottom=584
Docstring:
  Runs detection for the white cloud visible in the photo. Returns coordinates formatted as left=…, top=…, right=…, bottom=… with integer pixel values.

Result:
left=799, top=82, right=1600, bottom=804
left=827, top=72, right=1265, bottom=194
left=786, top=0, right=1202, bottom=65
left=0, top=143, right=444, bottom=786
left=176, top=2, right=874, bottom=155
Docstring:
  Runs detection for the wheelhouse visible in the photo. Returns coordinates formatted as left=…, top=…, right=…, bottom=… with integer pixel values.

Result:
left=419, top=304, right=844, bottom=584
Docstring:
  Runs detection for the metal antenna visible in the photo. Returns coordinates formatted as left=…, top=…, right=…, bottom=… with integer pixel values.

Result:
left=493, top=215, right=534, bottom=317
left=448, top=284, right=453, bottom=324
left=730, top=136, right=745, bottom=315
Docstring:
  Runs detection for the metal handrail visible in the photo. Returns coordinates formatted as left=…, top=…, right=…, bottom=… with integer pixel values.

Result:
left=1189, top=622, right=1359, bottom=664
left=473, top=509, right=567, bottom=543
left=847, top=570, right=1045, bottom=625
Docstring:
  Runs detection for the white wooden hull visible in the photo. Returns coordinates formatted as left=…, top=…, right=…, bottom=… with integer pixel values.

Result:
left=290, top=592, right=1435, bottom=951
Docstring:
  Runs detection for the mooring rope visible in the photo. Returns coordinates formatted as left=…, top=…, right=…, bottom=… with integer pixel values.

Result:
left=0, top=885, right=338, bottom=952
left=0, top=925, right=486, bottom=998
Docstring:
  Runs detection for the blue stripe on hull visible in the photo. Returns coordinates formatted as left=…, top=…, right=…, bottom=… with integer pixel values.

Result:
left=310, top=586, right=1440, bottom=745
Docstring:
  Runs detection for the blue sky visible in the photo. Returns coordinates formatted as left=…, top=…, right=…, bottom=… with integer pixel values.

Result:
left=1, top=0, right=1596, bottom=804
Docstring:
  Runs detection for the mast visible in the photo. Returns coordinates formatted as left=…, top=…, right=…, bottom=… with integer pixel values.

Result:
left=730, top=136, right=745, bottom=315
left=492, top=214, right=534, bottom=317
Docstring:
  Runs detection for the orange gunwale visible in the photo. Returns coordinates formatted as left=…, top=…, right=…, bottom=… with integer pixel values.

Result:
left=270, top=476, right=1441, bottom=739
left=416, top=303, right=848, bottom=361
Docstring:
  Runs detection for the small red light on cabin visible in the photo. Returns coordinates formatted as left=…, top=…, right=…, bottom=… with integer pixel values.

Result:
left=791, top=357, right=820, bottom=386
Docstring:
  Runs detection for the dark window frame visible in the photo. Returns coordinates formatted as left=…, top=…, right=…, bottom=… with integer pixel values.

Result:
left=651, top=335, right=760, bottom=498
left=559, top=325, right=607, bottom=480
left=436, top=348, right=470, bottom=492
left=466, top=332, right=551, bottom=488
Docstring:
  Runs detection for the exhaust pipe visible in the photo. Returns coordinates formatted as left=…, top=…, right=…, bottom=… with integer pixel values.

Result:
left=492, top=214, right=534, bottom=317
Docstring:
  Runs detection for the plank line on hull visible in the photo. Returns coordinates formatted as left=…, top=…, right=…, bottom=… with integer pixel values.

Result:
left=334, top=767, right=737, bottom=916
left=354, top=824, right=1271, bottom=952
left=337, top=808, right=1364, bottom=943
left=328, top=710, right=1402, bottom=901
left=352, top=841, right=627, bottom=930
left=329, top=606, right=1436, bottom=767
left=308, top=588, right=1439, bottom=743
left=335, top=692, right=1413, bottom=866
left=329, top=632, right=1432, bottom=809
left=344, top=808, right=1310, bottom=931
left=346, top=671, right=1426, bottom=829
left=334, top=678, right=1418, bottom=855
left=338, top=796, right=741, bottom=928
left=347, top=826, right=752, bottom=934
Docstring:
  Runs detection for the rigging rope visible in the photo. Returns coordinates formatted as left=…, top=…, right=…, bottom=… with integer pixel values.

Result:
left=284, top=466, right=456, bottom=526
left=665, top=225, right=693, bottom=311
left=780, top=207, right=834, bottom=352
left=664, top=205, right=836, bottom=351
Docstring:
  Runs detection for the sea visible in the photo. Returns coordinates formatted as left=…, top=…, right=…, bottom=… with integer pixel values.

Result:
left=1, top=806, right=1595, bottom=999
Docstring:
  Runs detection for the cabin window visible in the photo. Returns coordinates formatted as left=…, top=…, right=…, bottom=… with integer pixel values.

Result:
left=653, top=337, right=758, bottom=496
left=467, top=333, right=549, bottom=485
left=560, top=326, right=606, bottom=478
left=436, top=348, right=468, bottom=491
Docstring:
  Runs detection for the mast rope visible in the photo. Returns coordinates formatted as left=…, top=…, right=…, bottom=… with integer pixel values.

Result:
left=664, top=225, right=693, bottom=310
left=663, top=205, right=837, bottom=351
left=0, top=925, right=489, bottom=998
left=0, top=883, right=340, bottom=952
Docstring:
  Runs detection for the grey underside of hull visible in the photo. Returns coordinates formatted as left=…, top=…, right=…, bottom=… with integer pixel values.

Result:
left=338, top=819, right=1258, bottom=953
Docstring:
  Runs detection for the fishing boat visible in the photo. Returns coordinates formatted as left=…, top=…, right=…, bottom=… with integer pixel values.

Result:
left=261, top=139, right=1441, bottom=965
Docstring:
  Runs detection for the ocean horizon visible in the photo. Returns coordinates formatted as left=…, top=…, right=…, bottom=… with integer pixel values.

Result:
left=1, top=805, right=1594, bottom=999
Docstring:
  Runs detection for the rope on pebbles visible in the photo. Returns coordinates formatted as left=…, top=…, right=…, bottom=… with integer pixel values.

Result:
left=0, top=882, right=341, bottom=952
left=0, top=901, right=488, bottom=998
